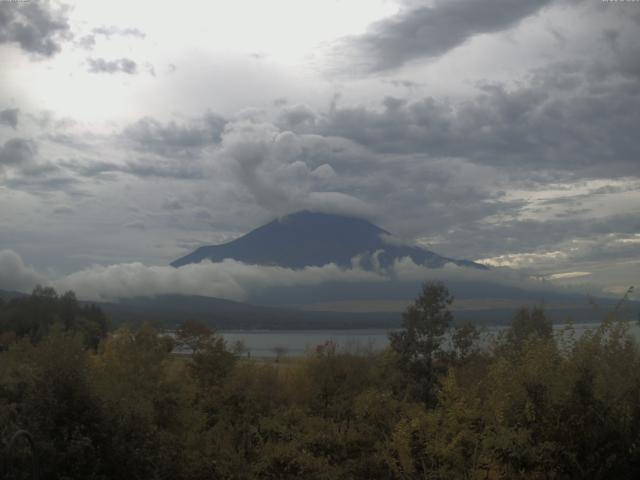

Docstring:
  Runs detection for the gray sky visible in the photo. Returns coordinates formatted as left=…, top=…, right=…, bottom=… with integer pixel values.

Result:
left=0, top=0, right=638, bottom=299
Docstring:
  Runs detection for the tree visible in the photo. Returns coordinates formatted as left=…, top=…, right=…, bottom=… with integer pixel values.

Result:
left=0, top=326, right=105, bottom=479
left=506, top=306, right=552, bottom=348
left=190, top=336, right=237, bottom=389
left=389, top=281, right=453, bottom=406
left=91, top=323, right=195, bottom=479
left=0, top=287, right=108, bottom=348
left=232, top=339, right=248, bottom=356
left=272, top=345, right=288, bottom=363
left=451, top=321, right=481, bottom=362
left=176, top=319, right=213, bottom=354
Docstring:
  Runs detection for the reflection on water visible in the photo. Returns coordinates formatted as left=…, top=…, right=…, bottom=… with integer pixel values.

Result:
left=219, top=322, right=640, bottom=358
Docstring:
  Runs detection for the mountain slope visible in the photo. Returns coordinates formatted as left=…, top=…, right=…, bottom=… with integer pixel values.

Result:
left=171, top=211, right=485, bottom=270
left=97, top=294, right=637, bottom=330
left=99, top=294, right=399, bottom=330
left=0, top=289, right=29, bottom=301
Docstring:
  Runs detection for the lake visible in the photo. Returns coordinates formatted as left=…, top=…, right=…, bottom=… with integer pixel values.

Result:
left=218, top=322, right=640, bottom=358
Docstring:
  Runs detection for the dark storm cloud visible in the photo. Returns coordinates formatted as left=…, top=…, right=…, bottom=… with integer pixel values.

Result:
left=341, top=0, right=552, bottom=72
left=327, top=153, right=529, bottom=238
left=316, top=74, right=640, bottom=178
left=122, top=114, right=227, bottom=156
left=86, top=57, right=138, bottom=74
left=0, top=0, right=70, bottom=57
left=58, top=114, right=223, bottom=178
left=0, top=136, right=89, bottom=196
left=0, top=108, right=19, bottom=129
left=0, top=137, right=36, bottom=167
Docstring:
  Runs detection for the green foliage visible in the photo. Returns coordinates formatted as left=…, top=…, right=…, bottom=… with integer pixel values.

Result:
left=506, top=306, right=552, bottom=348
left=176, top=319, right=213, bottom=354
left=90, top=323, right=200, bottom=479
left=0, top=327, right=105, bottom=479
left=451, top=321, right=481, bottom=363
left=0, top=286, right=108, bottom=349
left=1, top=286, right=640, bottom=479
left=389, top=281, right=454, bottom=406
left=190, top=335, right=237, bottom=389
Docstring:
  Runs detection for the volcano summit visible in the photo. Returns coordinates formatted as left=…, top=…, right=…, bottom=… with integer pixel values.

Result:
left=171, top=211, right=486, bottom=271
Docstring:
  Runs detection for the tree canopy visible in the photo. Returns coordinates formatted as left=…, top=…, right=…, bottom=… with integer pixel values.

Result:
left=1, top=284, right=639, bottom=479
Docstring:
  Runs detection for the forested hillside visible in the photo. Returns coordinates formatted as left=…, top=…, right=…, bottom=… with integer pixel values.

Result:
left=1, top=284, right=639, bottom=479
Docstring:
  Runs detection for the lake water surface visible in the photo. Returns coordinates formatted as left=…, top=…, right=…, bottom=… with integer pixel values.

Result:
left=219, top=322, right=640, bottom=358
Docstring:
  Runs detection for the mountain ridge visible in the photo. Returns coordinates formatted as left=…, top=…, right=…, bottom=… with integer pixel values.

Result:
left=171, top=211, right=486, bottom=270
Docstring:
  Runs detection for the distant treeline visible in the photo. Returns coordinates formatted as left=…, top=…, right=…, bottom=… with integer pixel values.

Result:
left=0, top=286, right=108, bottom=350
left=1, top=283, right=639, bottom=479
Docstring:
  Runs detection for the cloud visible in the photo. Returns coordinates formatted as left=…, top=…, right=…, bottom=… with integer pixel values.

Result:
left=221, top=121, right=302, bottom=212
left=4, top=173, right=86, bottom=197
left=276, top=104, right=317, bottom=131
left=52, top=258, right=384, bottom=302
left=124, top=220, right=146, bottom=230
left=0, top=238, right=615, bottom=305
left=310, top=163, right=336, bottom=180
left=433, top=210, right=640, bottom=271
left=316, top=77, right=640, bottom=178
left=91, top=25, right=145, bottom=39
left=47, top=94, right=638, bottom=276
left=301, top=192, right=374, bottom=219
left=76, top=24, right=146, bottom=49
left=339, top=0, right=552, bottom=72
left=0, top=108, right=19, bottom=129
left=389, top=256, right=552, bottom=293
left=0, top=0, right=71, bottom=57
left=0, top=137, right=37, bottom=169
left=48, top=113, right=228, bottom=181
left=123, top=114, right=226, bottom=156
left=616, top=234, right=640, bottom=245
left=0, top=136, right=88, bottom=196
left=161, top=196, right=183, bottom=211
left=547, top=271, right=591, bottom=281
left=62, top=156, right=206, bottom=180
left=45, top=251, right=575, bottom=304
left=52, top=205, right=74, bottom=215
left=478, top=250, right=569, bottom=269
left=124, top=157, right=204, bottom=179
left=220, top=119, right=371, bottom=217
left=0, top=249, right=45, bottom=292
left=86, top=57, right=138, bottom=74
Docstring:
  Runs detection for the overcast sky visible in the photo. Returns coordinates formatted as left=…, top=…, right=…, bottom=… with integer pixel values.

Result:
left=0, top=0, right=638, bottom=299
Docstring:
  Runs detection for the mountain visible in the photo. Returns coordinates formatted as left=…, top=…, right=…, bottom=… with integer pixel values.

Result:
left=97, top=294, right=635, bottom=330
left=0, top=289, right=28, bottom=301
left=171, top=211, right=486, bottom=270
left=99, top=294, right=399, bottom=330
left=163, top=211, right=636, bottom=326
